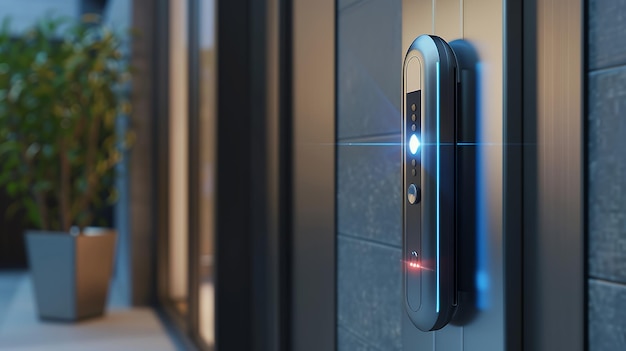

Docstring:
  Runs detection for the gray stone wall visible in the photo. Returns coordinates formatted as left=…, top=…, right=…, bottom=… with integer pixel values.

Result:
left=336, top=0, right=403, bottom=349
left=588, top=0, right=626, bottom=350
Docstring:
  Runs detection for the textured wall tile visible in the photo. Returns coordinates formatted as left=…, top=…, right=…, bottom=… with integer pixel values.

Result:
left=589, top=0, right=626, bottom=70
left=338, top=0, right=402, bottom=139
left=337, top=135, right=402, bottom=246
left=338, top=326, right=374, bottom=351
left=337, top=236, right=402, bottom=350
left=588, top=68, right=626, bottom=282
left=589, top=280, right=626, bottom=350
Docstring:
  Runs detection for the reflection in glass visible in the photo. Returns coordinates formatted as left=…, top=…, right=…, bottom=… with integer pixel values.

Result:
left=198, top=0, right=216, bottom=345
left=168, top=0, right=189, bottom=316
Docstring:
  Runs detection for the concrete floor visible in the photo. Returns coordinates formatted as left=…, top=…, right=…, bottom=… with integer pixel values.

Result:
left=0, top=271, right=178, bottom=351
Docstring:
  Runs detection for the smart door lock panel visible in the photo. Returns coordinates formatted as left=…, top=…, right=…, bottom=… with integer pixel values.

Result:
left=403, top=34, right=458, bottom=332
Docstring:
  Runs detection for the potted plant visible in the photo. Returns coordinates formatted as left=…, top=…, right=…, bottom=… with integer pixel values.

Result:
left=0, top=16, right=131, bottom=321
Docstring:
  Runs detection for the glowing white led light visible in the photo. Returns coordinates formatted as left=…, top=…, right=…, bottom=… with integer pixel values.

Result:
left=409, top=134, right=420, bottom=155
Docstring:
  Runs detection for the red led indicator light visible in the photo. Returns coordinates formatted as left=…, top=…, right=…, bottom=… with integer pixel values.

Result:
left=405, top=259, right=433, bottom=271
left=408, top=262, right=421, bottom=269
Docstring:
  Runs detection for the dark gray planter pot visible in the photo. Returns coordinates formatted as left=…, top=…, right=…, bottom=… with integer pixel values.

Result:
left=25, top=228, right=116, bottom=321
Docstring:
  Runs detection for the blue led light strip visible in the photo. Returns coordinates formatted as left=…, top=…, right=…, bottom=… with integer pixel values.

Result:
left=436, top=61, right=440, bottom=314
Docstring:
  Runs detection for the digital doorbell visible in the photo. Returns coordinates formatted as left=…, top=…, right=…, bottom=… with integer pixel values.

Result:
left=403, top=34, right=459, bottom=331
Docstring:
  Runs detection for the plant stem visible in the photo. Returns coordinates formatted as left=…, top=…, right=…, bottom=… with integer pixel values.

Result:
left=59, top=139, right=71, bottom=232
left=19, top=144, right=49, bottom=230
left=32, top=190, right=49, bottom=230
left=71, top=110, right=100, bottom=224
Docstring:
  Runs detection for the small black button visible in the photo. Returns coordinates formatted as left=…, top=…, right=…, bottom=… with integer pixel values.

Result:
left=411, top=124, right=416, bottom=131
left=411, top=114, right=417, bottom=121
left=411, top=104, right=416, bottom=112
left=411, top=169, right=416, bottom=176
left=411, top=159, right=416, bottom=167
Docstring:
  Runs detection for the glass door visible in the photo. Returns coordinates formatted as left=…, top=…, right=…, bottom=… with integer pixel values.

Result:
left=158, top=1, right=215, bottom=349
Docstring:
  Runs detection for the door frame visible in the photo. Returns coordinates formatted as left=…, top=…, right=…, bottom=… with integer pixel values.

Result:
left=152, top=0, right=337, bottom=347
left=289, top=0, right=337, bottom=350
left=522, top=1, right=585, bottom=350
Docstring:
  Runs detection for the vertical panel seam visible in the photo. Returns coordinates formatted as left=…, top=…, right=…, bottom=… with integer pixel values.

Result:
left=461, top=326, right=464, bottom=351
left=459, top=0, right=465, bottom=39
left=432, top=0, right=436, bottom=34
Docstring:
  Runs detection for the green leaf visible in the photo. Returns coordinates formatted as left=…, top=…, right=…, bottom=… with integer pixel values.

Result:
left=7, top=79, right=23, bottom=102
left=25, top=143, right=40, bottom=159
left=6, top=181, right=19, bottom=196
left=22, top=198, right=42, bottom=228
